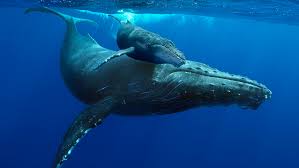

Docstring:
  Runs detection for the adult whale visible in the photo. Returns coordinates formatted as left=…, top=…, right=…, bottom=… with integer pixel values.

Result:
left=26, top=7, right=271, bottom=168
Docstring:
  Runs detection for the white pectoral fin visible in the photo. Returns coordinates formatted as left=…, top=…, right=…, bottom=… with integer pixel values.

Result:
left=106, top=47, right=135, bottom=61
left=53, top=96, right=118, bottom=168
left=115, top=47, right=135, bottom=56
left=93, top=47, right=135, bottom=71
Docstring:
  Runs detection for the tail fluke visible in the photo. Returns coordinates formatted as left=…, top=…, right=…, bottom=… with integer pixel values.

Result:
left=25, top=7, right=98, bottom=27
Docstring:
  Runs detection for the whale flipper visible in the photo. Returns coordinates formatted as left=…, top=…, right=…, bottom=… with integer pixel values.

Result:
left=54, top=96, right=118, bottom=168
left=115, top=46, right=135, bottom=56
left=93, top=47, right=136, bottom=70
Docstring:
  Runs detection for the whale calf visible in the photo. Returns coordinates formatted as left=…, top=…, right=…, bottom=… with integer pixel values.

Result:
left=26, top=7, right=271, bottom=168
left=109, top=15, right=186, bottom=67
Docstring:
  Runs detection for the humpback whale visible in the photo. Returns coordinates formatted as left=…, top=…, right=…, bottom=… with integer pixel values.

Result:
left=109, top=15, right=186, bottom=67
left=26, top=7, right=271, bottom=168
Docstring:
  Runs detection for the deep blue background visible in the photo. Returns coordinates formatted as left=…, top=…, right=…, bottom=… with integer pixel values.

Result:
left=0, top=8, right=299, bottom=168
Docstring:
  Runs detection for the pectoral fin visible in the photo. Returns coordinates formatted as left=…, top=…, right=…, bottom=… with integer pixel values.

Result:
left=115, top=47, right=135, bottom=56
left=93, top=47, right=135, bottom=70
left=54, top=96, right=118, bottom=168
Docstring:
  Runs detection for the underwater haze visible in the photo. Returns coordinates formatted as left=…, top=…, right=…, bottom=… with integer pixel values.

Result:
left=1, top=1, right=299, bottom=168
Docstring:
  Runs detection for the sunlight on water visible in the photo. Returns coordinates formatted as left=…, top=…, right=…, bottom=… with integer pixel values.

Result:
left=76, top=9, right=215, bottom=40
left=77, top=9, right=215, bottom=26
left=1, top=0, right=299, bottom=25
left=116, top=12, right=174, bottom=24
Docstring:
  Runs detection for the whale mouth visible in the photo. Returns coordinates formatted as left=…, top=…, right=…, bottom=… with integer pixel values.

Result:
left=183, top=69, right=271, bottom=94
left=170, top=63, right=272, bottom=110
left=201, top=72, right=272, bottom=109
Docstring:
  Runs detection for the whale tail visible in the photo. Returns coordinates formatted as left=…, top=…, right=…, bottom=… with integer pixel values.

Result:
left=25, top=7, right=98, bottom=32
left=25, top=7, right=100, bottom=56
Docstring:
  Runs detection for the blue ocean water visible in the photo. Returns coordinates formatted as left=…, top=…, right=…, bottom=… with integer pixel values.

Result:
left=0, top=3, right=299, bottom=168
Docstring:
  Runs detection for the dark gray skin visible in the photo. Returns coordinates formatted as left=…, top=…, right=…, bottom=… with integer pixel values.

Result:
left=26, top=7, right=271, bottom=168
left=110, top=15, right=186, bottom=67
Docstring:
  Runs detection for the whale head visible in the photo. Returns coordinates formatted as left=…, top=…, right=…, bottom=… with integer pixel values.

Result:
left=155, top=61, right=271, bottom=111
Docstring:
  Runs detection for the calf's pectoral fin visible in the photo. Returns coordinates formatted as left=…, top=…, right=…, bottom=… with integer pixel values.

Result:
left=115, top=47, right=135, bottom=56
left=95, top=47, right=135, bottom=69
left=93, top=47, right=135, bottom=70
left=54, top=96, right=118, bottom=168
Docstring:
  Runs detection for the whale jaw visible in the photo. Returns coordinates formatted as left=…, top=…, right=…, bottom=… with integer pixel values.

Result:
left=158, top=61, right=271, bottom=111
